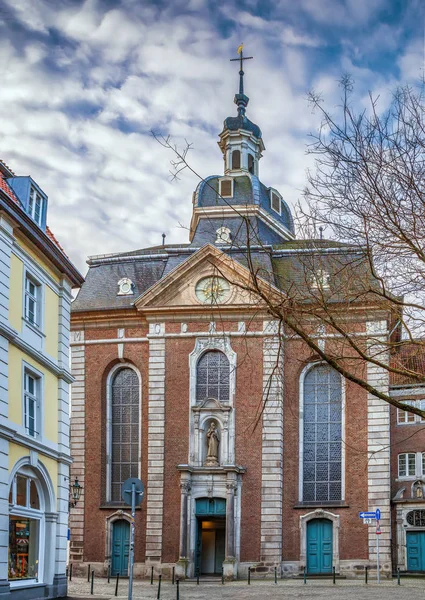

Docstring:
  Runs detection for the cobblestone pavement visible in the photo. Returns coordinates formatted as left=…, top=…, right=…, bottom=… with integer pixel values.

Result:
left=67, top=576, right=425, bottom=599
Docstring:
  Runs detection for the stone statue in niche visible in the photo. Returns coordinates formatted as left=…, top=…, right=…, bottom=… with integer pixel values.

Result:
left=413, top=481, right=424, bottom=499
left=205, top=422, right=220, bottom=466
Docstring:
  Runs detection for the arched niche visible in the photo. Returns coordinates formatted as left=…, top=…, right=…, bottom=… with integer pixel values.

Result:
left=189, top=338, right=236, bottom=467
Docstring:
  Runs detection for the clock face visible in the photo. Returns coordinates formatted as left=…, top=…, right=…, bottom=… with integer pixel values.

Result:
left=195, top=276, right=231, bottom=304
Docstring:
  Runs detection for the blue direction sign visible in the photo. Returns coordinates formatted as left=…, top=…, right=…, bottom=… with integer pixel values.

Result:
left=376, top=508, right=381, bottom=521
left=359, top=511, right=378, bottom=519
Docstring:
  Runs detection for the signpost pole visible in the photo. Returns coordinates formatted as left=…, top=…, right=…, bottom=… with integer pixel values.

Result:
left=376, top=528, right=380, bottom=584
left=128, top=481, right=136, bottom=600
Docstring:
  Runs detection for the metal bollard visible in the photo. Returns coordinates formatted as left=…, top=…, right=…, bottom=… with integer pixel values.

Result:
left=172, top=566, right=175, bottom=585
left=303, top=568, right=307, bottom=584
left=333, top=566, right=336, bottom=584
left=90, top=570, right=94, bottom=595
left=221, top=567, right=224, bottom=584
left=274, top=566, right=277, bottom=584
left=176, top=579, right=180, bottom=600
left=66, top=566, right=69, bottom=579
left=107, top=565, right=110, bottom=583
left=151, top=565, right=154, bottom=585
left=248, top=566, right=251, bottom=585
left=365, top=566, right=368, bottom=584
left=69, top=563, right=73, bottom=582
left=397, top=568, right=400, bottom=585
left=87, top=564, right=91, bottom=582
left=115, top=573, right=119, bottom=597
left=196, top=568, right=199, bottom=585
left=157, top=574, right=162, bottom=599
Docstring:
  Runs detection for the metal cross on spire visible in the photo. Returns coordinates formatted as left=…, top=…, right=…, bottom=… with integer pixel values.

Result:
left=230, top=44, right=253, bottom=96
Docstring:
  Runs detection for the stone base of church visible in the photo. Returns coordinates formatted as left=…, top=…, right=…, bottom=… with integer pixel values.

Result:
left=175, top=559, right=189, bottom=579
left=223, top=558, right=237, bottom=580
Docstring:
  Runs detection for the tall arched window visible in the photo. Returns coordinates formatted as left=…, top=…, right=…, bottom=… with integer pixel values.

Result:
left=302, top=364, right=342, bottom=502
left=111, top=368, right=140, bottom=502
left=196, top=351, right=230, bottom=403
left=231, top=150, right=241, bottom=170
left=248, top=153, right=254, bottom=174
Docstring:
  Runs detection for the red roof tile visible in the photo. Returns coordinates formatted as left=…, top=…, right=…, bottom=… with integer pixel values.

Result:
left=391, top=342, right=425, bottom=386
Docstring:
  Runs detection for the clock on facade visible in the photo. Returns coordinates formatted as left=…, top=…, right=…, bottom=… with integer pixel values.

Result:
left=195, top=276, right=231, bottom=304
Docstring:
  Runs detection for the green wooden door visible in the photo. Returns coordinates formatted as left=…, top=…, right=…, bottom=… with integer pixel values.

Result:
left=307, top=519, right=333, bottom=574
left=111, top=520, right=130, bottom=576
left=407, top=531, right=425, bottom=571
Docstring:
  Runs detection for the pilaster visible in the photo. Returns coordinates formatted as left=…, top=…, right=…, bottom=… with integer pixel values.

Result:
left=145, top=323, right=166, bottom=563
left=69, top=330, right=86, bottom=562
left=260, top=321, right=283, bottom=566
left=366, top=321, right=391, bottom=573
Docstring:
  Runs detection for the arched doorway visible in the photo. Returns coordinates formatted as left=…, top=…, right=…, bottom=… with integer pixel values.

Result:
left=307, top=519, right=333, bottom=574
left=111, top=520, right=130, bottom=576
left=195, top=498, right=226, bottom=576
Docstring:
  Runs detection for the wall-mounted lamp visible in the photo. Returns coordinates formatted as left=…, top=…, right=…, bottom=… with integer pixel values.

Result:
left=67, top=477, right=83, bottom=509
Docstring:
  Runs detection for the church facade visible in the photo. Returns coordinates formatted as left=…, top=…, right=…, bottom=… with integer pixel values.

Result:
left=69, top=65, right=424, bottom=579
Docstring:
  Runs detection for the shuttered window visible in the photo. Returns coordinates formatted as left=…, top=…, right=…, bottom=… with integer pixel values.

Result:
left=220, top=179, right=233, bottom=198
left=231, top=150, right=241, bottom=169
left=271, top=192, right=281, bottom=214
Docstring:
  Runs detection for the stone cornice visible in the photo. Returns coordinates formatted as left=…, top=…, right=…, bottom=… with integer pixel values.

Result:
left=0, top=422, right=72, bottom=465
left=0, top=320, right=73, bottom=383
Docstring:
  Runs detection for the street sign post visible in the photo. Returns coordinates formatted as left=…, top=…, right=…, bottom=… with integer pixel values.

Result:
left=122, top=478, right=145, bottom=600
left=359, top=509, right=381, bottom=584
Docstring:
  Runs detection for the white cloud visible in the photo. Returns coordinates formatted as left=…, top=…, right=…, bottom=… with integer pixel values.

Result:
left=0, top=0, right=421, bottom=275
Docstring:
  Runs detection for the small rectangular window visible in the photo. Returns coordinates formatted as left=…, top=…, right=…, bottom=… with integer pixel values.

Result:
left=398, top=453, right=416, bottom=477
left=397, top=400, right=425, bottom=424
left=29, top=186, right=43, bottom=226
left=271, top=192, right=281, bottom=214
left=398, top=404, right=416, bottom=423
left=24, top=275, right=40, bottom=327
left=220, top=179, right=232, bottom=198
left=24, top=371, right=39, bottom=437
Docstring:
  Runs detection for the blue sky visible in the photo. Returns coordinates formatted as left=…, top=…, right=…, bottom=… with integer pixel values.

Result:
left=0, top=0, right=423, bottom=272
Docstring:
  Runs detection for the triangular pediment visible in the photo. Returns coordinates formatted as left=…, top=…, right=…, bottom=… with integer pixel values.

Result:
left=134, top=243, right=281, bottom=312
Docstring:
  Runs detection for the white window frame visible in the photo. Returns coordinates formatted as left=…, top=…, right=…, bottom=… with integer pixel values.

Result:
left=24, top=272, right=43, bottom=330
left=397, top=400, right=425, bottom=424
left=298, top=362, right=346, bottom=503
left=28, top=186, right=44, bottom=226
left=398, top=452, right=425, bottom=479
left=22, top=364, right=43, bottom=439
left=270, top=189, right=282, bottom=215
left=218, top=177, right=234, bottom=198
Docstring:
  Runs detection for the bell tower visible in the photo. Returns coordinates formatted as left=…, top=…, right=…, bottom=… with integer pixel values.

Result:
left=218, top=46, right=265, bottom=177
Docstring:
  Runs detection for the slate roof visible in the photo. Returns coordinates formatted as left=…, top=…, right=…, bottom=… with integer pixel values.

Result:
left=72, top=257, right=167, bottom=311
left=194, top=174, right=295, bottom=237
left=223, top=115, right=262, bottom=139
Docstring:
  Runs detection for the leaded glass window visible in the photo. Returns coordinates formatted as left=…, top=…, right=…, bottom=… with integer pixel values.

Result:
left=406, top=510, right=425, bottom=527
left=111, top=368, right=139, bottom=502
left=303, top=364, right=342, bottom=502
left=196, top=351, right=230, bottom=403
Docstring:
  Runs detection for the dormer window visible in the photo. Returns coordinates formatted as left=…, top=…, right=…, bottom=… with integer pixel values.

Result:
left=219, top=178, right=233, bottom=198
left=29, top=186, right=44, bottom=226
left=270, top=191, right=281, bottom=214
left=117, top=278, right=134, bottom=296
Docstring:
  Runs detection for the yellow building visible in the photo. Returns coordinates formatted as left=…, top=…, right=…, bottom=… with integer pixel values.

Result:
left=0, top=160, right=83, bottom=599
